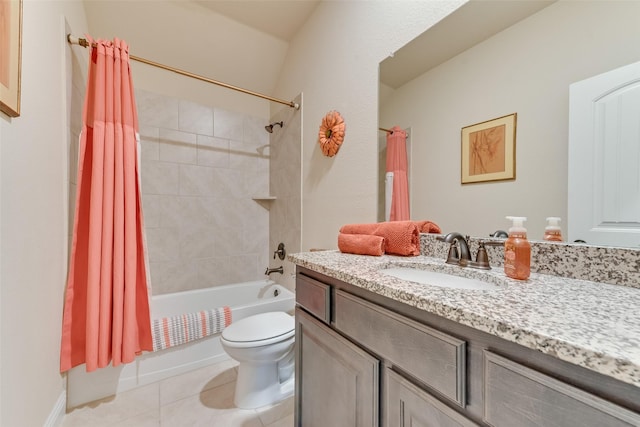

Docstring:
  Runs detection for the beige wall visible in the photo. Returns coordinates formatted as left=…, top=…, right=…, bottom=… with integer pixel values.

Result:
left=380, top=1, right=640, bottom=239
left=0, top=1, right=89, bottom=425
left=273, top=0, right=466, bottom=251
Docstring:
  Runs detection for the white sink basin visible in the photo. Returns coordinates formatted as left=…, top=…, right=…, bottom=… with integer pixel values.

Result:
left=381, top=267, right=499, bottom=291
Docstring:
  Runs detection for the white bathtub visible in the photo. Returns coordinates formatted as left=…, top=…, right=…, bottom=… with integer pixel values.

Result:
left=67, top=279, right=295, bottom=408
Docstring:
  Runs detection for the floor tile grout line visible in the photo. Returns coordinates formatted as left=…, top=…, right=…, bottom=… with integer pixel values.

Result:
left=63, top=360, right=292, bottom=427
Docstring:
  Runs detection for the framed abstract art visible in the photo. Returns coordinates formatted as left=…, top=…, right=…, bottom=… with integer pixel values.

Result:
left=0, top=0, right=22, bottom=117
left=461, top=113, right=516, bottom=184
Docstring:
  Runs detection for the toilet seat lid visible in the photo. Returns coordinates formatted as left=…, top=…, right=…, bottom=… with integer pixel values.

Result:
left=222, top=312, right=294, bottom=343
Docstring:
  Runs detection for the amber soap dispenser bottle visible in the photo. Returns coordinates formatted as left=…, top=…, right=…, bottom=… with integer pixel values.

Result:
left=504, top=216, right=531, bottom=280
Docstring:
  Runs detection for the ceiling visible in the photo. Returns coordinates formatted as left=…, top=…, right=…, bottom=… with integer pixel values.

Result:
left=380, top=0, right=555, bottom=89
left=82, top=0, right=321, bottom=99
left=195, top=0, right=321, bottom=42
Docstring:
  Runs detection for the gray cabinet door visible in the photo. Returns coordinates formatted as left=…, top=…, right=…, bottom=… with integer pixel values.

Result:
left=386, top=368, right=479, bottom=427
left=484, top=351, right=640, bottom=427
left=295, top=307, right=380, bottom=427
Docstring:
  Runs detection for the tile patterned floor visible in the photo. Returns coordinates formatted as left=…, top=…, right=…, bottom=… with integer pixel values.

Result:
left=62, top=359, right=294, bottom=427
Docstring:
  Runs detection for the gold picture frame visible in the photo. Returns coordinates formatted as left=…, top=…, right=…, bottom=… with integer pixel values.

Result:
left=461, top=113, right=516, bottom=184
left=0, top=0, right=23, bottom=117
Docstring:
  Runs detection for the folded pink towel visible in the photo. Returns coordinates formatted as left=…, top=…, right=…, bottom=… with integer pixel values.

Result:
left=339, top=221, right=420, bottom=256
left=413, top=220, right=442, bottom=234
left=338, top=233, right=385, bottom=256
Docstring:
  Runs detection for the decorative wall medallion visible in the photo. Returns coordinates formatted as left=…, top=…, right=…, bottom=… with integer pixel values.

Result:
left=318, top=110, right=345, bottom=157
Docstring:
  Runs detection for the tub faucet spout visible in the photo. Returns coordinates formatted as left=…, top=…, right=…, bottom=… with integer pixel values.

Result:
left=265, top=266, right=284, bottom=275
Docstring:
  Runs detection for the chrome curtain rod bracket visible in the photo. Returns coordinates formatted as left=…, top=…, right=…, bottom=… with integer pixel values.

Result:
left=67, top=34, right=300, bottom=110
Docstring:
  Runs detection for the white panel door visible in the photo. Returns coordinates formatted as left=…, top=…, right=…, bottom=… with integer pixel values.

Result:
left=568, top=61, right=640, bottom=248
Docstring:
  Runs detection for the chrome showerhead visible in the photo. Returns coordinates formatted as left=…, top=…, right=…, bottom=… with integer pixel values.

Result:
left=265, top=121, right=284, bottom=133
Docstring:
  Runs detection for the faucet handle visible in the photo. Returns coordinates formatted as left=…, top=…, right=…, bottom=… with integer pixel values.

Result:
left=472, top=240, right=504, bottom=270
left=475, top=242, right=490, bottom=267
left=469, top=244, right=491, bottom=270
left=481, top=239, right=506, bottom=247
left=273, top=243, right=286, bottom=260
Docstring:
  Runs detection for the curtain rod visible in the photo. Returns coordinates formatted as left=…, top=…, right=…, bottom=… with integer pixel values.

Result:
left=67, top=35, right=300, bottom=110
left=379, top=127, right=409, bottom=138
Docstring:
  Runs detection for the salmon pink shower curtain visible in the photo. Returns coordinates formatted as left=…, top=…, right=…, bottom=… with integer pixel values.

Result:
left=60, top=37, right=152, bottom=372
left=386, top=126, right=410, bottom=221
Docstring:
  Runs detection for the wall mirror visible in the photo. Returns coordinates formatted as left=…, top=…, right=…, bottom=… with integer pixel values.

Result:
left=378, top=0, right=640, bottom=249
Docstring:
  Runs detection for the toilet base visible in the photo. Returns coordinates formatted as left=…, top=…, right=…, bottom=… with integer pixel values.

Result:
left=234, top=361, right=295, bottom=409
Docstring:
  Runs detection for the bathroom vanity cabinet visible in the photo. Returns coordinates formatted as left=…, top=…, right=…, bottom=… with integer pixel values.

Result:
left=294, top=267, right=640, bottom=427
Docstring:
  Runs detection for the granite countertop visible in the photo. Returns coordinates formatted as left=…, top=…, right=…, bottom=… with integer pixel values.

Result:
left=289, top=250, right=640, bottom=388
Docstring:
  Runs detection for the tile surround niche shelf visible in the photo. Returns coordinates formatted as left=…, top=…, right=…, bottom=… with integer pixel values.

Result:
left=252, top=196, right=276, bottom=209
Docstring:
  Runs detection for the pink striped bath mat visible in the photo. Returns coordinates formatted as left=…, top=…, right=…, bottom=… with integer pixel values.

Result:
left=152, top=306, right=232, bottom=351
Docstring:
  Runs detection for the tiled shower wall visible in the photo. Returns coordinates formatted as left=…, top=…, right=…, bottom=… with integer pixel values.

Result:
left=67, top=43, right=86, bottom=259
left=268, top=95, right=302, bottom=292
left=136, top=89, right=270, bottom=295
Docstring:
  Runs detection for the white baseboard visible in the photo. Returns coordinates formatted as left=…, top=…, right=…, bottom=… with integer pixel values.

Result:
left=44, top=391, right=66, bottom=427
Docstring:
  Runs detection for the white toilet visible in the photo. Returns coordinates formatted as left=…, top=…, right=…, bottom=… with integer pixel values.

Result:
left=220, top=311, right=295, bottom=409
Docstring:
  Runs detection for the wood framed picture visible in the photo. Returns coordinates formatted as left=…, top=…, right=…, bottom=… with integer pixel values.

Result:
left=0, top=0, right=23, bottom=117
left=461, top=113, right=516, bottom=184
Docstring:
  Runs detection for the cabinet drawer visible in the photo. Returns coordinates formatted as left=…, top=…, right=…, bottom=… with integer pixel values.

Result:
left=386, top=368, right=478, bottom=427
left=484, top=351, right=640, bottom=427
left=295, top=273, right=330, bottom=323
left=334, top=290, right=466, bottom=406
